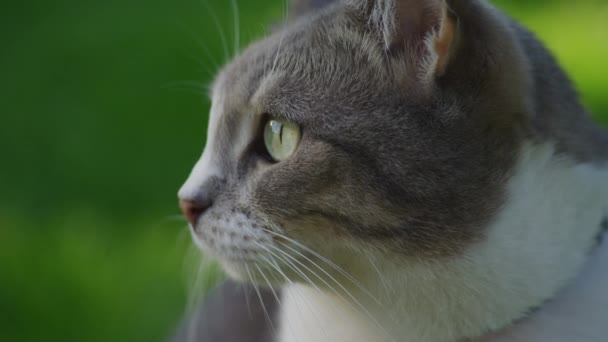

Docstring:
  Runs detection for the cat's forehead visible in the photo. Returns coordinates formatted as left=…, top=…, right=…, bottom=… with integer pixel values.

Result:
left=211, top=12, right=392, bottom=121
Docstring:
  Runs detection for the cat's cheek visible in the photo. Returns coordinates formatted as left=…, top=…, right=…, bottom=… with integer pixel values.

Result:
left=250, top=158, right=341, bottom=217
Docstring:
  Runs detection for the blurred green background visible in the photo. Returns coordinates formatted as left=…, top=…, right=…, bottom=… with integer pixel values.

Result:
left=1, top=0, right=606, bottom=341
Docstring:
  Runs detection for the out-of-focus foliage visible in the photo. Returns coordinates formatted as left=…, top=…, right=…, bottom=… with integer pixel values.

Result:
left=0, top=0, right=606, bottom=341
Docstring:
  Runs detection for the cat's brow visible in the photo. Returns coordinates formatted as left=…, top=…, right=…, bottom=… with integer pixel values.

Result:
left=247, top=74, right=302, bottom=123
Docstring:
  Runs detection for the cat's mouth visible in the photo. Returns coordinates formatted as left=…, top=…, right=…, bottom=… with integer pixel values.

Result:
left=189, top=224, right=276, bottom=275
left=211, top=246, right=289, bottom=284
left=188, top=217, right=332, bottom=287
left=190, top=226, right=317, bottom=286
left=192, top=229, right=266, bottom=259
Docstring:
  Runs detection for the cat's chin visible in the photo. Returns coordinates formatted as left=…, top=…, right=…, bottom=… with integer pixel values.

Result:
left=219, top=259, right=284, bottom=287
left=219, top=262, right=251, bottom=282
left=217, top=258, right=256, bottom=278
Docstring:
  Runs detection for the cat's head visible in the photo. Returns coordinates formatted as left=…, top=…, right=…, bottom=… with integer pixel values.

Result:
left=178, top=0, right=530, bottom=284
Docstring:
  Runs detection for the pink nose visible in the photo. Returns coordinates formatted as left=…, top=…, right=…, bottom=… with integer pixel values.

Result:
left=179, top=199, right=210, bottom=227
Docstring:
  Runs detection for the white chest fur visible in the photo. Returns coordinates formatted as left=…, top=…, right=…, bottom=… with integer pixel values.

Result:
left=278, top=284, right=382, bottom=342
left=277, top=143, right=608, bottom=342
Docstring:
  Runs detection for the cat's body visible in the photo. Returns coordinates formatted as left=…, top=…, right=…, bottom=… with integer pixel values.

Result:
left=276, top=146, right=608, bottom=342
left=177, top=0, right=608, bottom=341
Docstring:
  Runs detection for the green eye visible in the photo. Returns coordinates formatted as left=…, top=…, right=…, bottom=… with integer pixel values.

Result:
left=263, top=118, right=301, bottom=162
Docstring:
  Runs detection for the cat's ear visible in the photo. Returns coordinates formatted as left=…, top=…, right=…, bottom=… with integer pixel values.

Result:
left=348, top=0, right=458, bottom=79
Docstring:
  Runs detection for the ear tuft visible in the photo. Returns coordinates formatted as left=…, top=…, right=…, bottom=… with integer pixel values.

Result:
left=348, top=0, right=458, bottom=81
left=422, top=4, right=457, bottom=77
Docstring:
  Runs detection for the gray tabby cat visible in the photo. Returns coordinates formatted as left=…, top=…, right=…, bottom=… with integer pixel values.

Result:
left=177, top=0, right=608, bottom=341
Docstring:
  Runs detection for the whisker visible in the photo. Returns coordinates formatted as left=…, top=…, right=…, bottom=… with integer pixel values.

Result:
left=184, top=254, right=212, bottom=342
left=255, top=264, right=281, bottom=304
left=264, top=244, right=323, bottom=295
left=270, top=243, right=395, bottom=341
left=366, top=251, right=396, bottom=298
left=162, top=80, right=210, bottom=96
left=175, top=21, right=221, bottom=73
left=184, top=53, right=218, bottom=79
left=230, top=0, right=240, bottom=55
left=271, top=0, right=289, bottom=74
left=255, top=261, right=287, bottom=337
left=201, top=0, right=230, bottom=62
left=241, top=282, right=253, bottom=319
left=279, top=240, right=384, bottom=307
left=258, top=249, right=294, bottom=286
left=262, top=254, right=307, bottom=342
left=175, top=224, right=192, bottom=252
left=262, top=252, right=330, bottom=342
left=163, top=214, right=187, bottom=222
left=256, top=243, right=321, bottom=296
left=245, top=265, right=277, bottom=337
left=260, top=243, right=338, bottom=321
left=271, top=245, right=357, bottom=306
left=185, top=250, right=205, bottom=310
left=261, top=228, right=383, bottom=307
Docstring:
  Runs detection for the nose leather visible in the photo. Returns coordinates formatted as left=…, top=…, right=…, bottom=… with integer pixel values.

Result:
left=179, top=175, right=225, bottom=227
left=179, top=199, right=210, bottom=227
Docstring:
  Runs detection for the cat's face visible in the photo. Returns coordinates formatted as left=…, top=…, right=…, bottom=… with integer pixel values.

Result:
left=179, top=0, right=529, bottom=284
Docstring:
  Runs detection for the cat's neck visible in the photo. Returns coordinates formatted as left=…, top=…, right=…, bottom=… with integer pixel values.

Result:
left=478, top=234, right=608, bottom=341
left=278, top=142, right=608, bottom=342
left=279, top=238, right=608, bottom=342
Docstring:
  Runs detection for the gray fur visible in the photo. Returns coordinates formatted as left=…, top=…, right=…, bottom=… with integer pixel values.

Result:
left=511, top=22, right=608, bottom=162
left=206, top=0, right=531, bottom=256
left=178, top=0, right=608, bottom=340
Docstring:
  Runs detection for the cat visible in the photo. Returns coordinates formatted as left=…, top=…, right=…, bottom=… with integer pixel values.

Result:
left=176, top=0, right=608, bottom=341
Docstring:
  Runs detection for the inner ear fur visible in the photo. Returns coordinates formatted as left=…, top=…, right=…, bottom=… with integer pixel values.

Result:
left=350, top=0, right=459, bottom=81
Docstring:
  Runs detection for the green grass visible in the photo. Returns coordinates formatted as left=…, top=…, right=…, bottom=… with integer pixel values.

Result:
left=0, top=211, right=192, bottom=341
left=1, top=0, right=606, bottom=341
